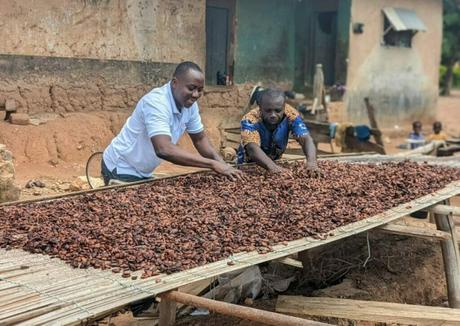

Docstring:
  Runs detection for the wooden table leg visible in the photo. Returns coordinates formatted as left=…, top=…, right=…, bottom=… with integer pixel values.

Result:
left=159, top=297, right=177, bottom=326
left=435, top=201, right=460, bottom=308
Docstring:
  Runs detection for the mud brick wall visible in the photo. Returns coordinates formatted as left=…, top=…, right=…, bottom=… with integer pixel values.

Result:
left=0, top=54, right=175, bottom=115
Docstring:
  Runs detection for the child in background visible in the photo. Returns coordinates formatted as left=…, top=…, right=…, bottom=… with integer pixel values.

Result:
left=428, top=121, right=448, bottom=142
left=408, top=121, right=425, bottom=149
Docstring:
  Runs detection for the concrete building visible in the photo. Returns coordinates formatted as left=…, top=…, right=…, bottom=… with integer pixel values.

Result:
left=0, top=0, right=443, bottom=128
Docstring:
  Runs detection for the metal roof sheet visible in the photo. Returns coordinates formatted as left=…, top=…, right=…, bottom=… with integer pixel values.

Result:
left=383, top=7, right=427, bottom=32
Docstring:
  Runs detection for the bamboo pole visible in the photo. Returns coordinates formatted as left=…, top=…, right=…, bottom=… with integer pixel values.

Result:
left=0, top=304, right=63, bottom=325
left=160, top=291, right=331, bottom=326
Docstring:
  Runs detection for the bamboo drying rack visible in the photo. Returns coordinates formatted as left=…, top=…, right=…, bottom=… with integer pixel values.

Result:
left=1, top=154, right=460, bottom=325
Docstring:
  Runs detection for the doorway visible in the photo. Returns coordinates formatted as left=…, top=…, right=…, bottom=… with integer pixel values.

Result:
left=205, top=0, right=235, bottom=85
left=312, top=11, right=338, bottom=86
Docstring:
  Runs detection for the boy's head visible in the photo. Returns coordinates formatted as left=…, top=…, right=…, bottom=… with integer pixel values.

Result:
left=433, top=121, right=443, bottom=134
left=412, top=121, right=422, bottom=134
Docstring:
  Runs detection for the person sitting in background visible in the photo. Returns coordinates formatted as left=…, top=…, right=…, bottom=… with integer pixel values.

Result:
left=427, top=121, right=448, bottom=142
left=407, top=121, right=425, bottom=149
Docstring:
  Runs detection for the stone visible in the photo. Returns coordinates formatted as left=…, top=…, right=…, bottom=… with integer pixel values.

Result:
left=312, top=279, right=370, bottom=299
left=0, top=148, right=13, bottom=162
left=69, top=181, right=83, bottom=192
left=5, top=99, right=16, bottom=112
left=29, top=119, right=41, bottom=126
left=221, top=147, right=236, bottom=162
left=25, top=180, right=46, bottom=188
left=0, top=144, right=20, bottom=203
left=49, top=159, right=59, bottom=166
left=243, top=298, right=254, bottom=306
left=9, top=113, right=30, bottom=125
left=58, top=183, right=71, bottom=191
left=0, top=186, right=20, bottom=202
left=0, top=161, right=15, bottom=181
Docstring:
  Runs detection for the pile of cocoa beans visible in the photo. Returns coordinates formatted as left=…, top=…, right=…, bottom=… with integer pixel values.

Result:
left=1, top=160, right=459, bottom=277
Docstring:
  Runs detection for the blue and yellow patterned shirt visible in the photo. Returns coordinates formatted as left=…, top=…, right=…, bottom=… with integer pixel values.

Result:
left=237, top=104, right=309, bottom=164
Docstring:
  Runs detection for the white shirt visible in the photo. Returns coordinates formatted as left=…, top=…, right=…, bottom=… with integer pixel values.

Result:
left=103, top=82, right=204, bottom=178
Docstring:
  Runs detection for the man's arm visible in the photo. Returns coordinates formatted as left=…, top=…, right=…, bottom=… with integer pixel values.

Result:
left=151, top=135, right=242, bottom=180
left=298, top=134, right=318, bottom=170
left=285, top=104, right=318, bottom=171
left=189, top=131, right=225, bottom=163
left=245, top=143, right=286, bottom=173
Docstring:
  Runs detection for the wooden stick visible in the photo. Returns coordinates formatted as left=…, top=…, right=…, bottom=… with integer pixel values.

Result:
left=430, top=204, right=460, bottom=216
left=276, top=296, right=460, bottom=325
left=311, top=98, right=318, bottom=115
left=434, top=202, right=460, bottom=308
left=277, top=257, right=303, bottom=269
left=160, top=291, right=330, bottom=326
left=377, top=223, right=451, bottom=241
left=364, top=97, right=384, bottom=149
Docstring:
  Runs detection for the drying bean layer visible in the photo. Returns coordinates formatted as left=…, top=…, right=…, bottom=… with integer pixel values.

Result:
left=1, top=161, right=459, bottom=277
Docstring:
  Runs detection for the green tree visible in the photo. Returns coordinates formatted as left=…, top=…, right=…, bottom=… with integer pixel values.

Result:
left=442, top=0, right=460, bottom=95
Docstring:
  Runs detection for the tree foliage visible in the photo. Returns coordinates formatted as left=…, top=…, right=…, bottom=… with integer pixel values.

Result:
left=441, top=0, right=460, bottom=94
left=442, top=0, right=460, bottom=63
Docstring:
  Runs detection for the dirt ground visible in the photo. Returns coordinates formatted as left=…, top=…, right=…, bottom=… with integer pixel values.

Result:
left=1, top=90, right=460, bottom=325
left=107, top=231, right=449, bottom=326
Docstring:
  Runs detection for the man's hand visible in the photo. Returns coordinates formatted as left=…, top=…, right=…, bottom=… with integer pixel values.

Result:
left=211, top=161, right=244, bottom=181
left=305, top=160, right=320, bottom=177
left=268, top=164, right=293, bottom=177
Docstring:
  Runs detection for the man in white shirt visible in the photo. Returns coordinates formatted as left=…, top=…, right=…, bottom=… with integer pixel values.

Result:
left=102, top=61, right=242, bottom=185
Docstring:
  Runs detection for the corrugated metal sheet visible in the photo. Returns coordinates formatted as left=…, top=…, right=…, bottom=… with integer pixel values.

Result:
left=383, top=7, right=427, bottom=32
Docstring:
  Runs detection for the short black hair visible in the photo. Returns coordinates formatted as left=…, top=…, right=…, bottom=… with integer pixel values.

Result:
left=412, top=121, right=422, bottom=128
left=173, top=61, right=203, bottom=78
left=433, top=121, right=442, bottom=128
left=259, top=89, right=286, bottom=106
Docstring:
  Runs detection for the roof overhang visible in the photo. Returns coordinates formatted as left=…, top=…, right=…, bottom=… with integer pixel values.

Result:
left=382, top=7, right=427, bottom=32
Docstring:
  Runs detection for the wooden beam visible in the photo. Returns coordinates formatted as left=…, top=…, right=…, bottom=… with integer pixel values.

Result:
left=160, top=291, right=330, bottom=326
left=276, top=296, right=460, bottom=325
left=159, top=297, right=176, bottom=326
left=430, top=204, right=460, bottom=216
left=434, top=205, right=460, bottom=308
left=377, top=223, right=451, bottom=241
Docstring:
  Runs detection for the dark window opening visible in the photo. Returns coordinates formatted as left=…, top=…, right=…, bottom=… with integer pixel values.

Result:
left=383, top=16, right=414, bottom=48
